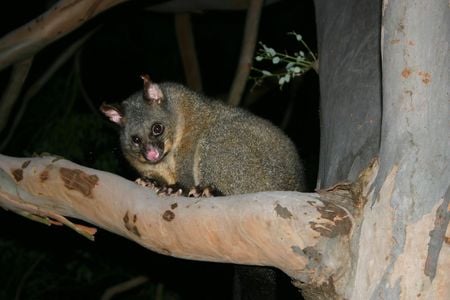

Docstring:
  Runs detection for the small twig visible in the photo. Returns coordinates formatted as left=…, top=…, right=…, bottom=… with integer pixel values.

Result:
left=61, top=67, right=78, bottom=120
left=101, top=276, right=149, bottom=300
left=281, top=76, right=304, bottom=130
left=227, top=0, right=264, bottom=107
left=280, top=93, right=296, bottom=131
left=15, top=254, right=45, bottom=300
left=155, top=282, right=164, bottom=300
left=0, top=58, right=33, bottom=134
left=311, top=58, right=319, bottom=74
left=0, top=29, right=97, bottom=151
left=74, top=49, right=101, bottom=116
left=175, top=13, right=203, bottom=92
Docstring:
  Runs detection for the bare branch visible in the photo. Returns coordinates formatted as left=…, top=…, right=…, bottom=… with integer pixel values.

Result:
left=0, top=29, right=97, bottom=152
left=0, top=0, right=127, bottom=71
left=15, top=254, right=45, bottom=300
left=227, top=0, right=263, bottom=106
left=175, top=13, right=203, bottom=92
left=0, top=154, right=354, bottom=288
left=101, top=275, right=149, bottom=300
left=0, top=58, right=33, bottom=134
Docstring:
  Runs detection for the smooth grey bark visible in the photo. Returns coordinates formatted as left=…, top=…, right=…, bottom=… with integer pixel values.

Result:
left=313, top=0, right=449, bottom=298
left=314, top=0, right=382, bottom=187
left=378, top=0, right=449, bottom=216
left=346, top=0, right=449, bottom=298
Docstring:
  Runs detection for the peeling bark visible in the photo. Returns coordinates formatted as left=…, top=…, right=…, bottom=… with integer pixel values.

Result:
left=424, top=186, right=450, bottom=280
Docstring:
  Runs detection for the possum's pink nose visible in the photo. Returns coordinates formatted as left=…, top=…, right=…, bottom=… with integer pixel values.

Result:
left=145, top=147, right=160, bottom=162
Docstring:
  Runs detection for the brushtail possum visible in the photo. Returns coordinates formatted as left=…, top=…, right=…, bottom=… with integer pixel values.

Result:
left=101, top=75, right=304, bottom=194
left=100, top=75, right=305, bottom=299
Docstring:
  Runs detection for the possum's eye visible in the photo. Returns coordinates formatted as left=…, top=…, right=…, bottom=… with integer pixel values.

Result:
left=131, top=135, right=142, bottom=145
left=151, top=123, right=164, bottom=136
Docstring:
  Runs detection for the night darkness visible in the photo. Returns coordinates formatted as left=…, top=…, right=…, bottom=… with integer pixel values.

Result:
left=0, top=0, right=319, bottom=299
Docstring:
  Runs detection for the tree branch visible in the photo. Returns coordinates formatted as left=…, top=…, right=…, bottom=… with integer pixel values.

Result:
left=227, top=0, right=263, bottom=106
left=175, top=13, right=203, bottom=92
left=0, top=154, right=355, bottom=289
left=0, top=58, right=33, bottom=134
left=0, top=0, right=127, bottom=71
left=0, top=28, right=97, bottom=151
left=101, top=275, right=149, bottom=300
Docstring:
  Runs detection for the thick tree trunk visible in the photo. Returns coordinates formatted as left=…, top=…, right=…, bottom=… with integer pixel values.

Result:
left=350, top=0, right=449, bottom=298
left=313, top=0, right=449, bottom=298
left=314, top=0, right=382, bottom=187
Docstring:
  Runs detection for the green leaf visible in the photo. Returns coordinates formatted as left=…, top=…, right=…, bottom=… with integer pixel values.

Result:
left=267, top=47, right=276, bottom=57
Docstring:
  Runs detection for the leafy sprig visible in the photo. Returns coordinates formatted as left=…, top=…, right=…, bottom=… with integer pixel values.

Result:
left=251, top=32, right=317, bottom=88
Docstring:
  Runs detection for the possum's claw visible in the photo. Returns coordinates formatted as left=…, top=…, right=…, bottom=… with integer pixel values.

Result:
left=136, top=178, right=220, bottom=197
left=188, top=185, right=222, bottom=197
left=135, top=177, right=160, bottom=191
left=157, top=184, right=184, bottom=197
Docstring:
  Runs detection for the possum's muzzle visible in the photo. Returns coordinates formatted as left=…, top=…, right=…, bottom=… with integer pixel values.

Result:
left=142, top=142, right=164, bottom=163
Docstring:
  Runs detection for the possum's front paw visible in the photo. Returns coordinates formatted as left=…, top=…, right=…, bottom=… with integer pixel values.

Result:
left=135, top=178, right=220, bottom=197
left=135, top=177, right=160, bottom=191
left=135, top=178, right=185, bottom=196
left=157, top=184, right=184, bottom=197
left=188, top=185, right=222, bottom=197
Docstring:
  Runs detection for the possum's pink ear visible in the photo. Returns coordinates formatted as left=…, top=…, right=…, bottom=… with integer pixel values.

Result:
left=141, top=74, right=164, bottom=104
left=100, top=103, right=124, bottom=126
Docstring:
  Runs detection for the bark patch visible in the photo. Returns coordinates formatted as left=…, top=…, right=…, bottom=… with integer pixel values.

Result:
left=11, top=169, right=23, bottom=182
left=424, top=186, right=450, bottom=280
left=303, top=246, right=322, bottom=266
left=123, top=211, right=141, bottom=237
left=274, top=203, right=293, bottom=219
left=59, top=167, right=98, bottom=197
left=163, top=210, right=175, bottom=221
left=51, top=157, right=63, bottom=163
left=171, top=203, right=178, bottom=210
left=291, top=245, right=304, bottom=257
left=418, top=71, right=431, bottom=85
left=292, top=249, right=339, bottom=299
left=161, top=248, right=172, bottom=255
left=295, top=276, right=337, bottom=300
left=40, top=170, right=49, bottom=182
left=401, top=67, right=412, bottom=78
left=352, top=157, right=379, bottom=208
left=21, top=160, right=31, bottom=169
left=309, top=201, right=351, bottom=237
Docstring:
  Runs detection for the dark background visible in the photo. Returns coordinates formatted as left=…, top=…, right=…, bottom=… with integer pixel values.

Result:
left=0, top=0, right=319, bottom=299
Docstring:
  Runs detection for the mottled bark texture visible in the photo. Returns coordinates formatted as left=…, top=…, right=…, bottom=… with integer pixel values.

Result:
left=0, top=154, right=357, bottom=289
